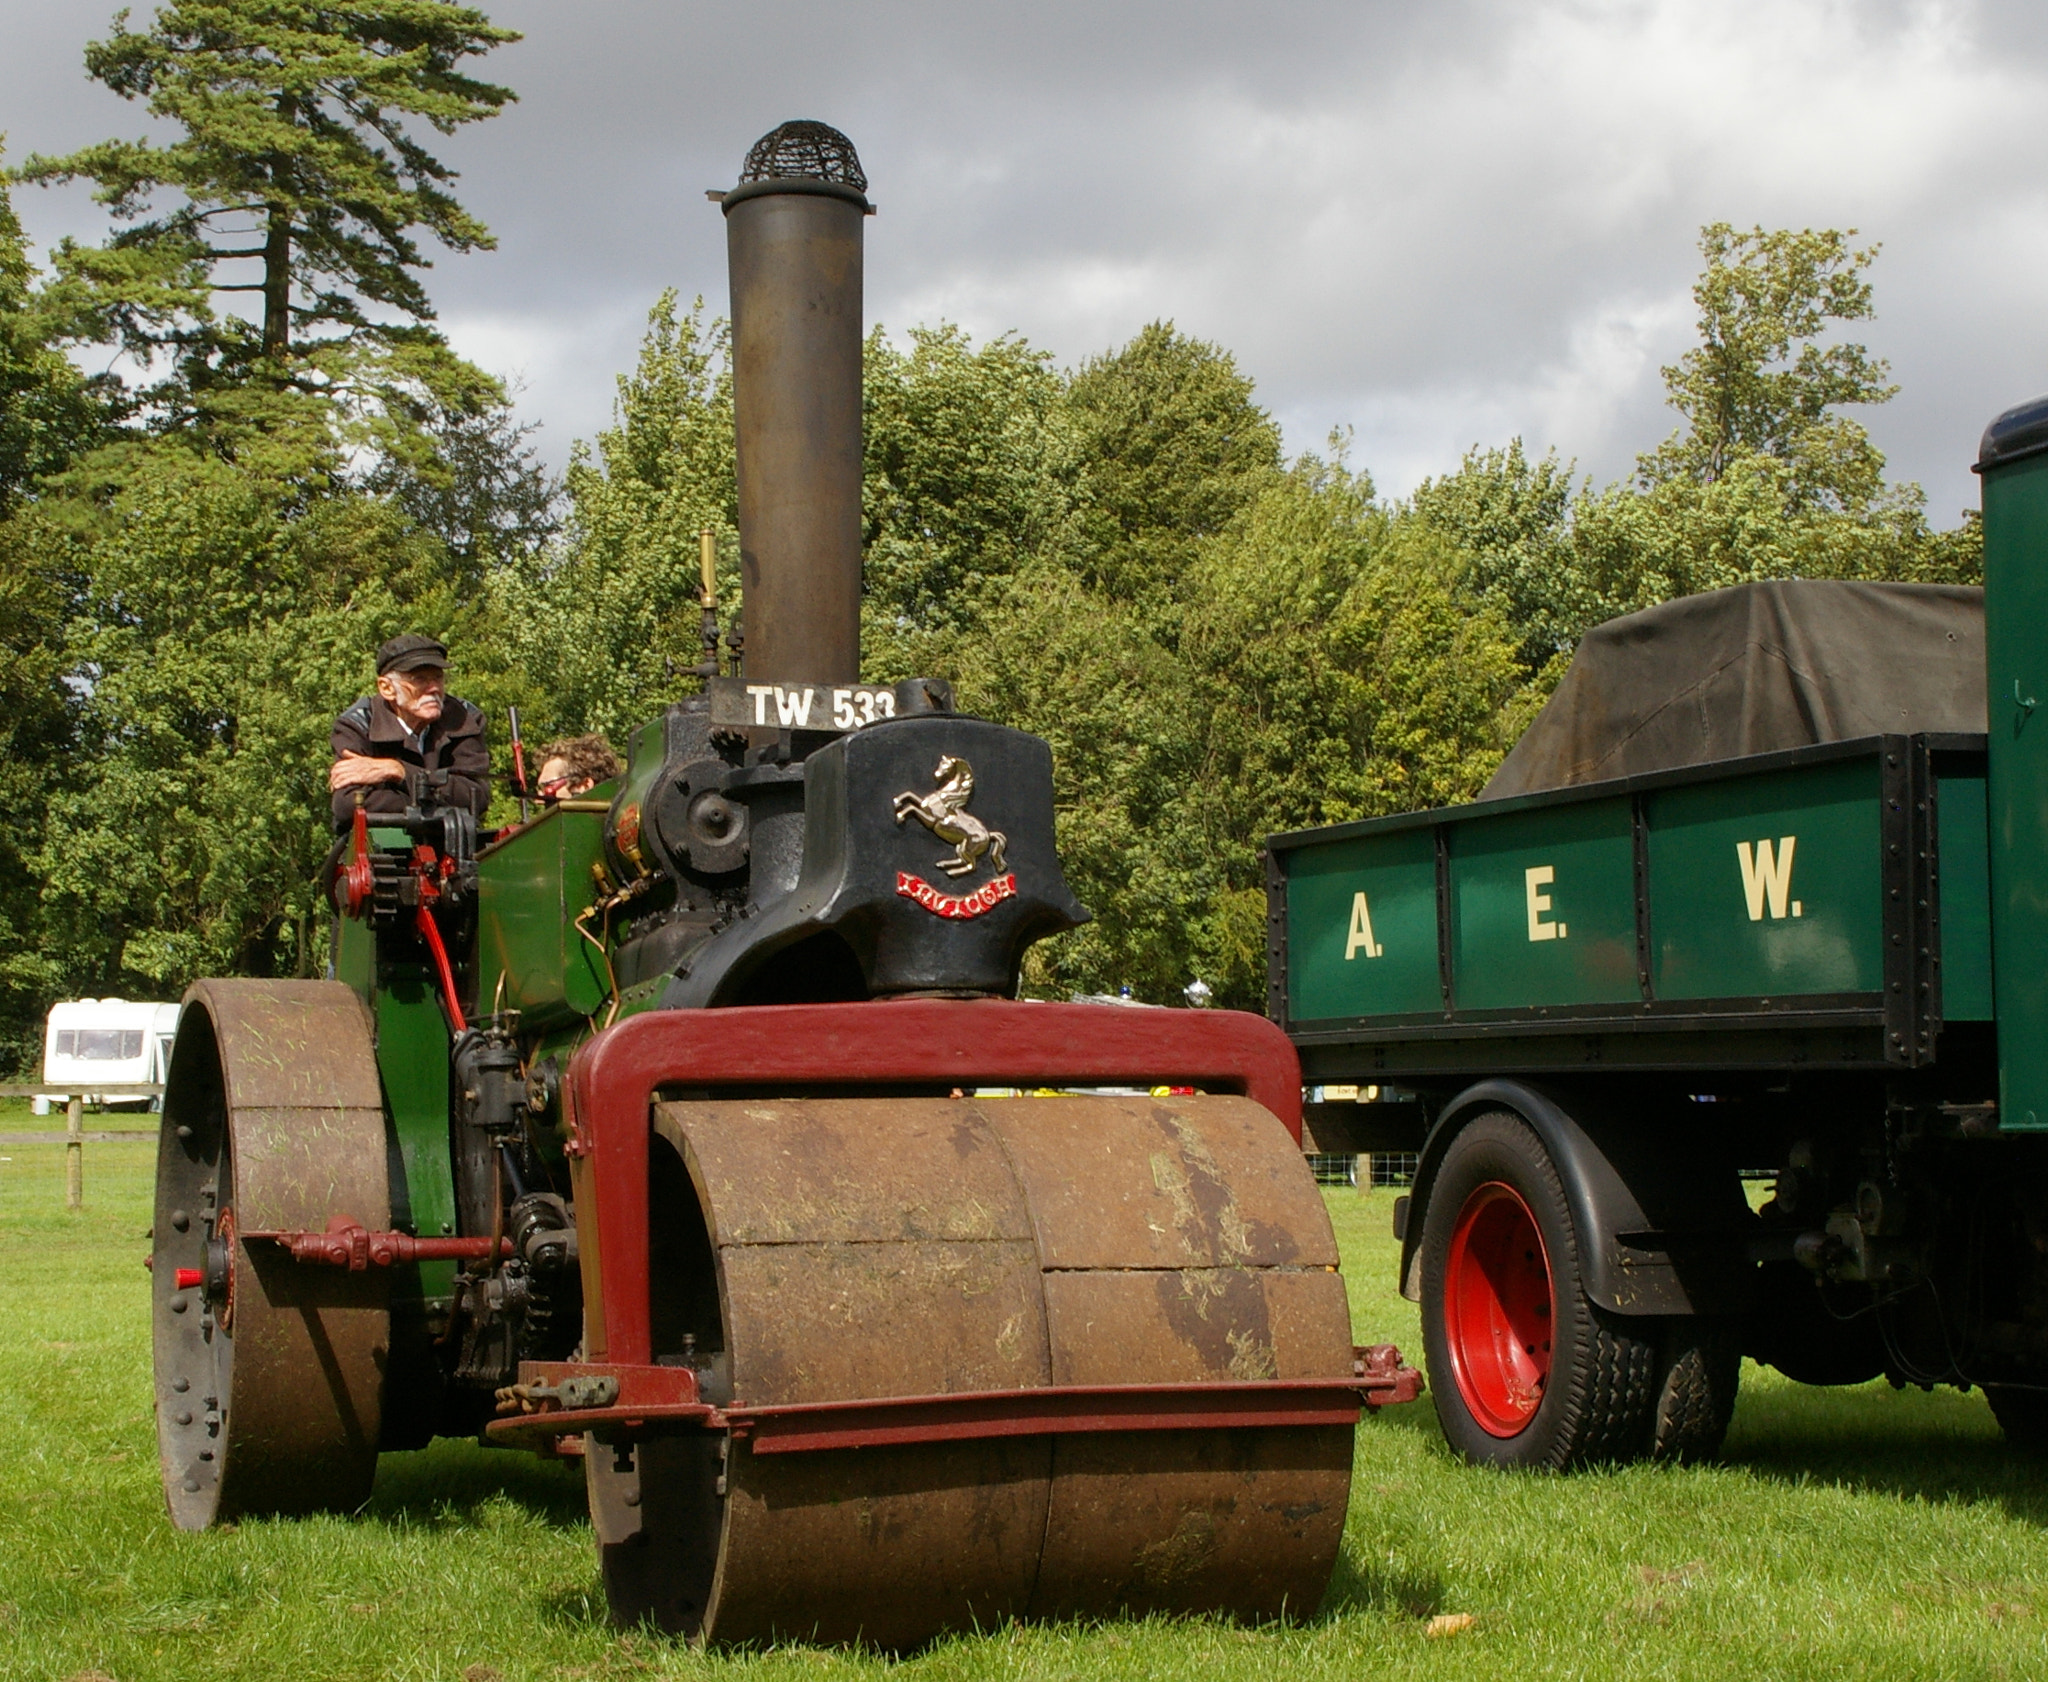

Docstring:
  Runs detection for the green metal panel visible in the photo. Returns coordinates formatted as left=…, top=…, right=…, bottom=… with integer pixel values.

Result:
left=1984, top=452, right=2048, bottom=1126
left=610, top=976, right=672, bottom=1023
left=376, top=972, right=457, bottom=1305
left=1647, top=759, right=1883, bottom=1000
left=330, top=826, right=411, bottom=996
left=1938, top=769, right=1994, bottom=1022
left=1284, top=827, right=1441, bottom=1022
left=329, top=827, right=458, bottom=1281
left=476, top=807, right=610, bottom=1030
left=333, top=899, right=373, bottom=994
left=1449, top=799, right=1637, bottom=1010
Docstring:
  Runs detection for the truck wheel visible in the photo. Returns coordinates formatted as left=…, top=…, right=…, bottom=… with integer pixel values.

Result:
left=1420, top=1110, right=1656, bottom=1469
left=1650, top=1320, right=1739, bottom=1462
left=1985, top=1386, right=2048, bottom=1451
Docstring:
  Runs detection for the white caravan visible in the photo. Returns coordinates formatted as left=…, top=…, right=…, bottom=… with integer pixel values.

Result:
left=32, top=998, right=182, bottom=1114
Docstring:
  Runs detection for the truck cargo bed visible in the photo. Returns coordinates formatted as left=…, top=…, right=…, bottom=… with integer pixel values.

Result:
left=1267, top=732, right=1990, bottom=1081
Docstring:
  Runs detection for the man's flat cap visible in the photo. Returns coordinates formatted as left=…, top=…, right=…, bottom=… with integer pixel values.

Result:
left=377, top=634, right=449, bottom=675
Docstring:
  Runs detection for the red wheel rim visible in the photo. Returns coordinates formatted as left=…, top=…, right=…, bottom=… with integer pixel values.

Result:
left=1443, top=1180, right=1555, bottom=1437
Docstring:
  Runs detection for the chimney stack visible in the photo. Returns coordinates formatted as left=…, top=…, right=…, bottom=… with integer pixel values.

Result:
left=719, top=121, right=872, bottom=687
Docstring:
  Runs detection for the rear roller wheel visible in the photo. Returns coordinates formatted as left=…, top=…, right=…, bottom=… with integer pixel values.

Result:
left=597, top=1093, right=1357, bottom=1647
left=153, top=981, right=391, bottom=1529
left=1420, top=1110, right=1657, bottom=1469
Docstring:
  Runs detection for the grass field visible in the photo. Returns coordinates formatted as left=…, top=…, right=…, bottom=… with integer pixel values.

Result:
left=5, top=1094, right=2047, bottom=1681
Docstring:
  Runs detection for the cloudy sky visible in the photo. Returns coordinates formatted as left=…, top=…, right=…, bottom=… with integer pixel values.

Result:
left=5, top=0, right=2045, bottom=524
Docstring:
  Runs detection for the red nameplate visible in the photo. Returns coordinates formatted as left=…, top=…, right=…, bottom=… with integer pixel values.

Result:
left=896, top=871, right=1018, bottom=919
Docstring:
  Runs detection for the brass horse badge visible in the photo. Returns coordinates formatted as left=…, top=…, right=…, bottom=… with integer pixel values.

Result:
left=893, top=755, right=1008, bottom=878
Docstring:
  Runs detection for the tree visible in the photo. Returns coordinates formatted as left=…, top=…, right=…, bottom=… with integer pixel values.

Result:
left=862, top=324, right=1080, bottom=653
left=0, top=166, right=115, bottom=509
left=0, top=164, right=118, bottom=1068
left=20, top=1, right=517, bottom=477
left=1640, top=223, right=1896, bottom=511
left=1, top=8, right=548, bottom=1051
left=498, top=293, right=736, bottom=743
left=1416, top=226, right=1980, bottom=668
left=29, top=448, right=465, bottom=999
left=1064, top=321, right=1282, bottom=623
left=367, top=391, right=559, bottom=583
left=1409, top=440, right=1582, bottom=673
left=1162, top=456, right=1532, bottom=1004
left=938, top=555, right=1199, bottom=1002
left=930, top=432, right=1539, bottom=1009
left=0, top=519, right=81, bottom=1071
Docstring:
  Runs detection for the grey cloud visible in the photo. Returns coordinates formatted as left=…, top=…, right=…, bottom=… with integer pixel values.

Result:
left=5, top=0, right=2044, bottom=521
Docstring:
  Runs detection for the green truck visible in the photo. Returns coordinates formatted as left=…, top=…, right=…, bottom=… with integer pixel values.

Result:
left=1266, top=397, right=2048, bottom=1469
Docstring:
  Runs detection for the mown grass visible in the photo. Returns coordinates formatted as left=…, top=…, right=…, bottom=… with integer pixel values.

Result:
left=4, top=1102, right=2046, bottom=1681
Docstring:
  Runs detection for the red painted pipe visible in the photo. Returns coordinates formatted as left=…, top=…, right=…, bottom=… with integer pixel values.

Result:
left=414, top=903, right=468, bottom=1034
left=243, top=1218, right=509, bottom=1271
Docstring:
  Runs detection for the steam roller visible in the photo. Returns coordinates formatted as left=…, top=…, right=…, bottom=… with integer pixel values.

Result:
left=149, top=119, right=1419, bottom=1646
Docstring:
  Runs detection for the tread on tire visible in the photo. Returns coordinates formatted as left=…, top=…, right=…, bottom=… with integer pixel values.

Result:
left=1420, top=1109, right=1659, bottom=1470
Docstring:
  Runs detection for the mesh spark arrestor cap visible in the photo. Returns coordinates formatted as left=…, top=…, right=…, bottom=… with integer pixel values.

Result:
left=718, top=120, right=872, bottom=214
left=741, top=120, right=866, bottom=190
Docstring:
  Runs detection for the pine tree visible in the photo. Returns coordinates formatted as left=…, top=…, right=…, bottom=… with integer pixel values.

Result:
left=19, top=1, right=517, bottom=477
left=0, top=165, right=113, bottom=508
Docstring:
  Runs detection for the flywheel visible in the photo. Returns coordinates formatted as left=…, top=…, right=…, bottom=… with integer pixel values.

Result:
left=153, top=980, right=392, bottom=1529
left=591, top=1091, right=1355, bottom=1646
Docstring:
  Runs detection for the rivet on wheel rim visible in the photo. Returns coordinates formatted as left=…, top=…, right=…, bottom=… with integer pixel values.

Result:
left=1444, top=1180, right=1555, bottom=1437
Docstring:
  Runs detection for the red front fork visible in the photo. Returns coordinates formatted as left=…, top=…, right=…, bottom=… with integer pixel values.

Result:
left=562, top=1000, right=1304, bottom=1365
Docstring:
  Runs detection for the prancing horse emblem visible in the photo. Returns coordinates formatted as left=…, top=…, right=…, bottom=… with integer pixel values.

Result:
left=894, top=755, right=1008, bottom=878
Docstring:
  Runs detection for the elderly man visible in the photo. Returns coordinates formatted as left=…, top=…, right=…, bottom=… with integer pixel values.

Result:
left=329, top=634, right=491, bottom=830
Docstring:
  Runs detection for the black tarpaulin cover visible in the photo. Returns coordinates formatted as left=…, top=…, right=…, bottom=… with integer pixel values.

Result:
left=1480, top=579, right=1986, bottom=799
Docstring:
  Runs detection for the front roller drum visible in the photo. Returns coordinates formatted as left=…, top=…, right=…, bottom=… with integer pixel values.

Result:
left=153, top=980, right=392, bottom=1528
left=594, top=1092, right=1356, bottom=1646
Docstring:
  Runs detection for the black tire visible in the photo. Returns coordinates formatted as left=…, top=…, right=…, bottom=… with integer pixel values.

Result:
left=1649, top=1318, right=1740, bottom=1462
left=1985, top=1385, right=2048, bottom=1452
left=1419, top=1109, right=1658, bottom=1469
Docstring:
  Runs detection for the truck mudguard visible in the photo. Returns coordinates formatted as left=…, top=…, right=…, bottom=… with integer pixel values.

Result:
left=1399, top=1079, right=1754, bottom=1318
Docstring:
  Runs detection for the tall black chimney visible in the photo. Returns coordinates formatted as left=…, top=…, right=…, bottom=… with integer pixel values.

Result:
left=720, top=121, right=871, bottom=687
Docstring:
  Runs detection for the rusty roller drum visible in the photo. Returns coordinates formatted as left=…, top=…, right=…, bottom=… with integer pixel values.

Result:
left=153, top=980, right=391, bottom=1529
left=592, top=1092, right=1354, bottom=1646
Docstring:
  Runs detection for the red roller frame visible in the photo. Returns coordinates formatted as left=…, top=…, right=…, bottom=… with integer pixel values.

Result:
left=562, top=1000, right=1303, bottom=1365
left=486, top=1353, right=1421, bottom=1456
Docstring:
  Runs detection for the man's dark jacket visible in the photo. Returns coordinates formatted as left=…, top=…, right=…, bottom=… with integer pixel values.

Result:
left=330, top=693, right=491, bottom=830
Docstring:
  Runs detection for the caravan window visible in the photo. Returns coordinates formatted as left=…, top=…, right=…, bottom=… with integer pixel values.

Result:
left=59, top=1029, right=144, bottom=1061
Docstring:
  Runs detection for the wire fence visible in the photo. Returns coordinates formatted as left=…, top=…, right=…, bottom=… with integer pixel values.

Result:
left=1308, top=1152, right=1419, bottom=1189
left=0, top=1084, right=161, bottom=1211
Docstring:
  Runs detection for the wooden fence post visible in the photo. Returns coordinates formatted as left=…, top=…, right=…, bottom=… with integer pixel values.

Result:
left=65, top=1094, right=83, bottom=1212
left=1, top=1084, right=166, bottom=1209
